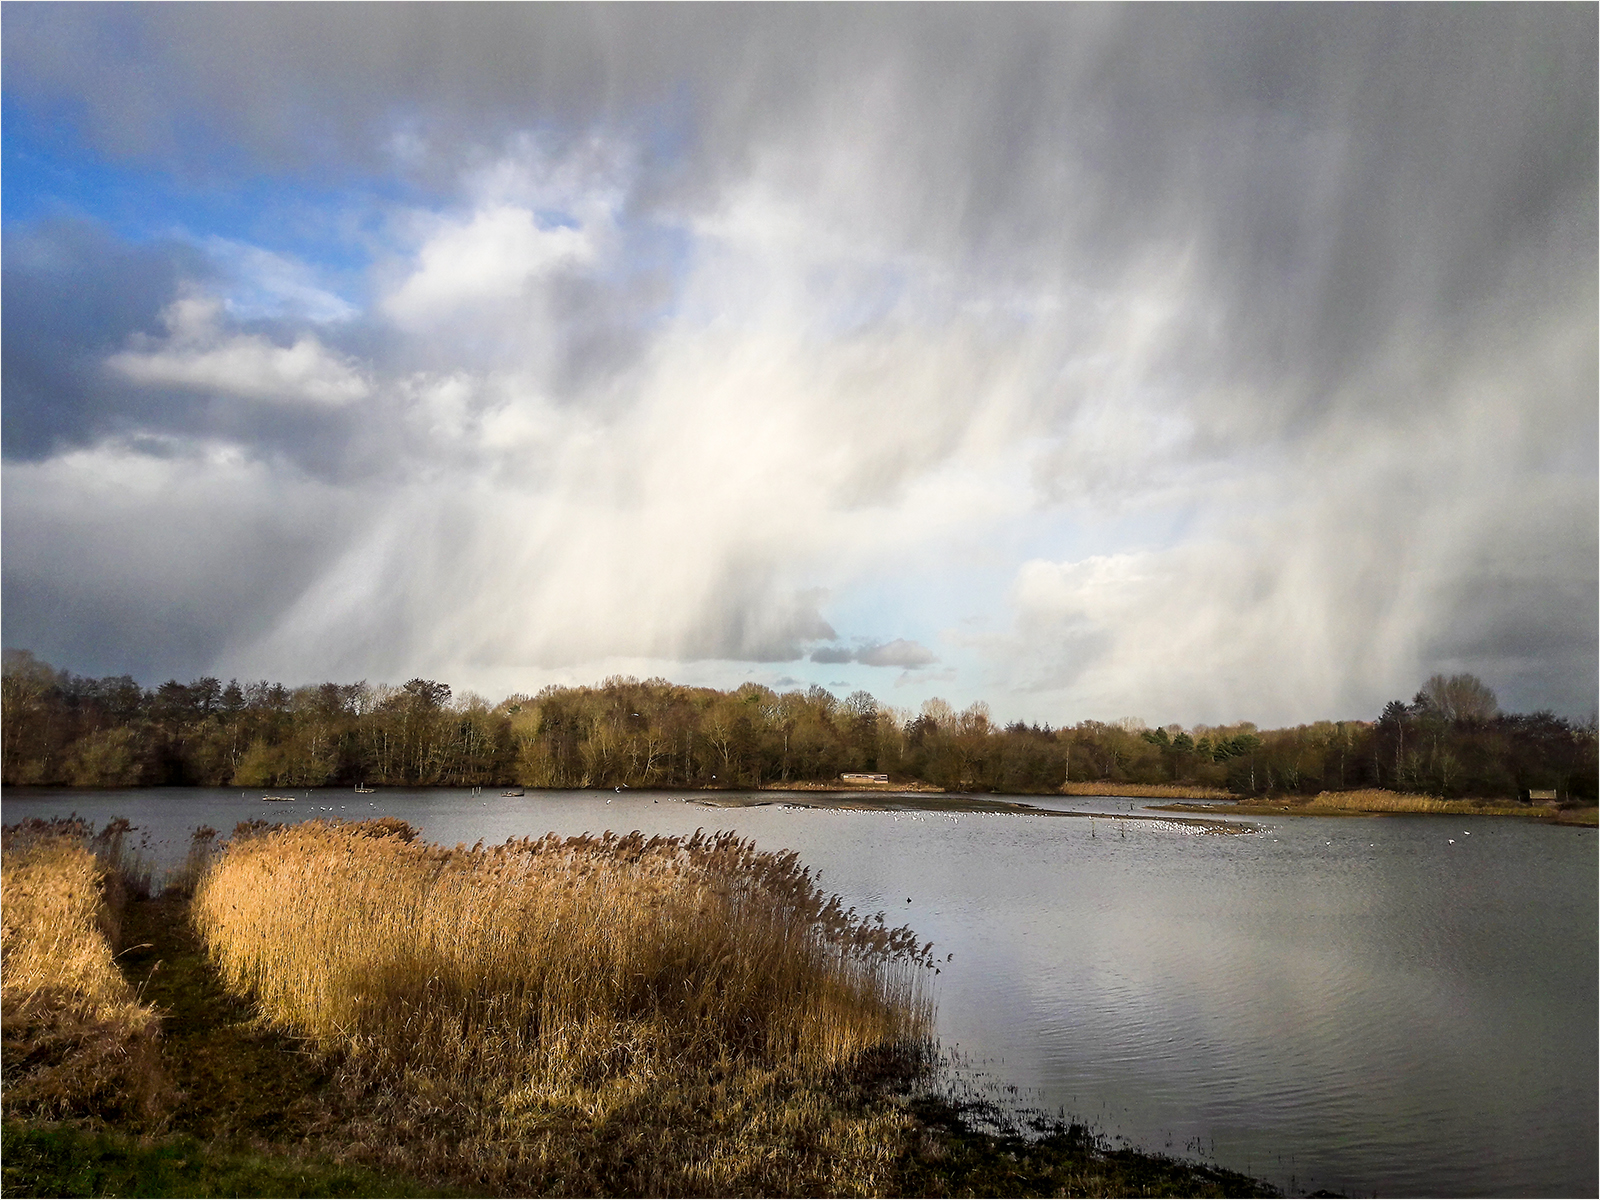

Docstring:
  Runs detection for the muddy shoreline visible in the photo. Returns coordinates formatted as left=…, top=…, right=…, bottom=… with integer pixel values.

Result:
left=691, top=791, right=1260, bottom=833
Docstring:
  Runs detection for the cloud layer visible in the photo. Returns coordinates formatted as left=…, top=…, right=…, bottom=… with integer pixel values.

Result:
left=3, top=7, right=1595, bottom=722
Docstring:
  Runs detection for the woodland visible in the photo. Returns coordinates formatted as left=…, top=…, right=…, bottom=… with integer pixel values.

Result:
left=2, top=651, right=1593, bottom=803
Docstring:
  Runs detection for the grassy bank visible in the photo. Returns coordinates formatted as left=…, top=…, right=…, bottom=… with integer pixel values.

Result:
left=3, top=816, right=1278, bottom=1197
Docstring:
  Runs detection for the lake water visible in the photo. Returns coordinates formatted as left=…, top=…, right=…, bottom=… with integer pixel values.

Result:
left=5, top=786, right=1595, bottom=1198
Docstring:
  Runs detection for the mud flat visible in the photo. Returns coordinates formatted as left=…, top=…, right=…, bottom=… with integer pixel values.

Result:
left=692, top=792, right=1259, bottom=832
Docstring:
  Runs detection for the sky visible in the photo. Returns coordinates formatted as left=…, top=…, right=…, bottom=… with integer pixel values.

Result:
left=2, top=4, right=1595, bottom=726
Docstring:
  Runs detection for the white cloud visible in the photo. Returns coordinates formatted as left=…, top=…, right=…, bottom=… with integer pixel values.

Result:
left=382, top=204, right=595, bottom=328
left=107, top=295, right=369, bottom=405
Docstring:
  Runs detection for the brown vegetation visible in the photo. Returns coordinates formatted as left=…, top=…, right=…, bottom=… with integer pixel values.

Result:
left=189, top=818, right=936, bottom=1193
left=0, top=818, right=165, bottom=1124
left=1301, top=789, right=1531, bottom=814
left=765, top=778, right=947, bottom=792
left=1060, top=781, right=1233, bottom=799
left=193, top=818, right=933, bottom=1080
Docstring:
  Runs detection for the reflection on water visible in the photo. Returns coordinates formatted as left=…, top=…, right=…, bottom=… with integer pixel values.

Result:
left=5, top=787, right=1595, bottom=1197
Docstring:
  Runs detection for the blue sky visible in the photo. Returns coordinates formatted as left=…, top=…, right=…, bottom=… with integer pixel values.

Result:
left=5, top=94, right=382, bottom=279
left=3, top=6, right=1595, bottom=724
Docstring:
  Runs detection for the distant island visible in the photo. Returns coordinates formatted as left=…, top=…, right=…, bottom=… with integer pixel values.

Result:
left=3, top=651, right=1594, bottom=810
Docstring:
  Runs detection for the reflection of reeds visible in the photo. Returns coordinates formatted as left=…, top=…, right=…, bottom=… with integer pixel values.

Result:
left=193, top=819, right=933, bottom=1105
left=0, top=818, right=163, bottom=1122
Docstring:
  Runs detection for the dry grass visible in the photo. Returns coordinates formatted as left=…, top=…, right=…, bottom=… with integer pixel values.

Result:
left=764, top=780, right=946, bottom=793
left=1, top=818, right=165, bottom=1124
left=191, top=818, right=936, bottom=1193
left=1303, top=789, right=1537, bottom=815
left=1061, top=781, right=1233, bottom=799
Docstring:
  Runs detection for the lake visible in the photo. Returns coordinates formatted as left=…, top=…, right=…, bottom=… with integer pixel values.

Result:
left=4, top=786, right=1595, bottom=1197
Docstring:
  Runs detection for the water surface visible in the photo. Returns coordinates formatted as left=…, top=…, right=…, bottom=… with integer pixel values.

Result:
left=6, top=787, right=1594, bottom=1197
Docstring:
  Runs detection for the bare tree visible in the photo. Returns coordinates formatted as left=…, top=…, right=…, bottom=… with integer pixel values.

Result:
left=1422, top=673, right=1499, bottom=723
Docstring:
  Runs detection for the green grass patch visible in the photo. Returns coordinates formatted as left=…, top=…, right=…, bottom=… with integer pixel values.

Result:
left=0, top=1121, right=448, bottom=1198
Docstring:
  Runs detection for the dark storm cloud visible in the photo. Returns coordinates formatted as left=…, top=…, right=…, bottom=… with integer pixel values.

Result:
left=1, top=220, right=382, bottom=477
left=1, top=447, right=369, bottom=683
left=809, top=645, right=855, bottom=665
left=1422, top=500, right=1600, bottom=717
left=1, top=220, right=208, bottom=458
left=676, top=584, right=837, bottom=664
left=1, top=509, right=336, bottom=683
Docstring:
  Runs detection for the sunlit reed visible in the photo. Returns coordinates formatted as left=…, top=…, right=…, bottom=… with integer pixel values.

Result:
left=1306, top=789, right=1533, bottom=814
left=192, top=819, right=933, bottom=1108
left=0, top=818, right=162, bottom=1120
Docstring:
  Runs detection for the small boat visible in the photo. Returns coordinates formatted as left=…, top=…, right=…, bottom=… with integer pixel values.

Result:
left=502, top=789, right=525, bottom=797
left=262, top=795, right=295, bottom=802
left=355, top=783, right=375, bottom=793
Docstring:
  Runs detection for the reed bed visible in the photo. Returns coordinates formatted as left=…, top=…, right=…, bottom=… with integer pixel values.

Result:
left=1061, top=781, right=1232, bottom=799
left=1, top=817, right=163, bottom=1122
left=1304, top=789, right=1533, bottom=815
left=193, top=819, right=933, bottom=1114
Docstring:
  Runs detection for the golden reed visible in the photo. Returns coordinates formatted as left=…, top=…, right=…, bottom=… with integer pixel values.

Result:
left=192, top=819, right=934, bottom=1104
left=1061, top=781, right=1232, bottom=799
left=1, top=818, right=163, bottom=1121
left=1305, top=789, right=1531, bottom=814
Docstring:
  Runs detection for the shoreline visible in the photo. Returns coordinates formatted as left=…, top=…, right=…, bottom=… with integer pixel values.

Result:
left=13, top=781, right=1590, bottom=827
left=1154, top=799, right=1599, bottom=827
left=758, top=778, right=948, bottom=792
left=692, top=792, right=1261, bottom=832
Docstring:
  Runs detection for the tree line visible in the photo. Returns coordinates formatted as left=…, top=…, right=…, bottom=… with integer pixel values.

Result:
left=2, top=651, right=1593, bottom=802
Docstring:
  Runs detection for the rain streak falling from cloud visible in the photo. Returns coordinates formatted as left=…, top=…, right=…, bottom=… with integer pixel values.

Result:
left=2, top=6, right=1594, bottom=724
